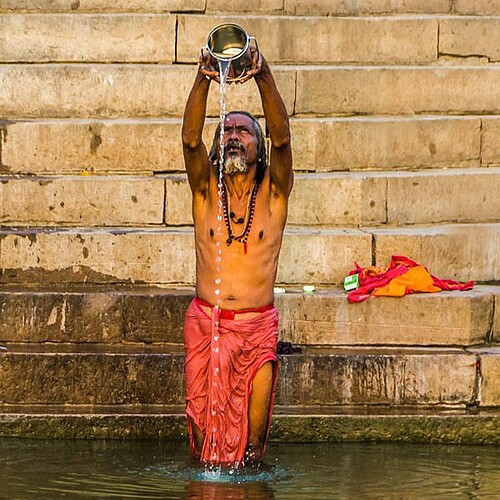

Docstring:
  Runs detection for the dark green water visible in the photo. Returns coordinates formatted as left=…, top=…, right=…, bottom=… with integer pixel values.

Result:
left=1, top=439, right=499, bottom=499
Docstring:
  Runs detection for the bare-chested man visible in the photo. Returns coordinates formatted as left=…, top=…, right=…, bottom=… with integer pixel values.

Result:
left=181, top=47, right=293, bottom=466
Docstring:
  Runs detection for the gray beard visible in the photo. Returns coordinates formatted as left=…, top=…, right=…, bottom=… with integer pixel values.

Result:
left=223, top=154, right=248, bottom=175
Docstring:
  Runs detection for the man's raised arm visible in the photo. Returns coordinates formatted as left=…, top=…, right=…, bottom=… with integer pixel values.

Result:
left=182, top=59, right=214, bottom=195
left=253, top=54, right=293, bottom=197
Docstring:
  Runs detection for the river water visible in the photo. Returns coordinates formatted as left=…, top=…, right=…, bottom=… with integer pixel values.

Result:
left=1, top=439, right=499, bottom=499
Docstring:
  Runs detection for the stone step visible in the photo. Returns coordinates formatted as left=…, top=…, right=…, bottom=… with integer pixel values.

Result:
left=178, top=14, right=437, bottom=65
left=0, top=0, right=205, bottom=12
left=0, top=0, right=495, bottom=16
left=164, top=169, right=500, bottom=227
left=295, top=65, right=500, bottom=116
left=0, top=175, right=165, bottom=226
left=0, top=285, right=496, bottom=346
left=2, top=64, right=500, bottom=119
left=1, top=404, right=499, bottom=444
left=0, top=226, right=372, bottom=285
left=1, top=343, right=498, bottom=407
left=0, top=224, right=498, bottom=284
left=2, top=116, right=490, bottom=175
left=284, top=0, right=496, bottom=16
left=178, top=15, right=500, bottom=65
left=372, top=223, right=500, bottom=283
left=1, top=13, right=498, bottom=65
left=0, top=13, right=176, bottom=63
left=1, top=168, right=499, bottom=227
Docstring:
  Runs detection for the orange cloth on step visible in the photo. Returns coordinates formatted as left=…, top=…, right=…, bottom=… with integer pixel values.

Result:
left=348, top=255, right=473, bottom=303
left=373, top=265, right=441, bottom=297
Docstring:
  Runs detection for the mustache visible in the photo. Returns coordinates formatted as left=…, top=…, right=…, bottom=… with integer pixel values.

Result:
left=225, top=140, right=246, bottom=153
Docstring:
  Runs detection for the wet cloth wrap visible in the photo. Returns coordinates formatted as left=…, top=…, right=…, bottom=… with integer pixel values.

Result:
left=183, top=297, right=279, bottom=465
left=347, top=255, right=474, bottom=303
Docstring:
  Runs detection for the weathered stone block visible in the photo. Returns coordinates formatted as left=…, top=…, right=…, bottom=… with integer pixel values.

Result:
left=2, top=116, right=482, bottom=175
left=474, top=348, right=500, bottom=406
left=0, top=291, right=124, bottom=343
left=0, top=0, right=204, bottom=12
left=0, top=228, right=197, bottom=284
left=165, top=173, right=386, bottom=227
left=0, top=347, right=186, bottom=404
left=278, top=229, right=372, bottom=285
left=288, top=173, right=386, bottom=226
left=0, top=287, right=195, bottom=344
left=0, top=176, right=164, bottom=225
left=122, top=289, right=194, bottom=344
left=440, top=18, right=500, bottom=62
left=291, top=116, right=481, bottom=172
left=206, top=0, right=282, bottom=13
left=373, top=224, right=500, bottom=283
left=0, top=346, right=477, bottom=406
left=0, top=227, right=370, bottom=286
left=0, top=119, right=218, bottom=174
left=0, top=64, right=295, bottom=119
left=275, top=288, right=493, bottom=347
left=453, top=0, right=500, bottom=15
left=276, top=349, right=477, bottom=405
left=387, top=168, right=500, bottom=225
left=284, top=0, right=450, bottom=15
left=482, top=117, right=500, bottom=166
left=0, top=119, right=167, bottom=174
left=178, top=15, right=437, bottom=64
left=164, top=175, right=192, bottom=226
left=0, top=14, right=175, bottom=63
left=487, top=286, right=500, bottom=343
left=296, top=67, right=500, bottom=115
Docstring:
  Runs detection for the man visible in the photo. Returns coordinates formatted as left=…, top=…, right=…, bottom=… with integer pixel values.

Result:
left=181, top=46, right=293, bottom=466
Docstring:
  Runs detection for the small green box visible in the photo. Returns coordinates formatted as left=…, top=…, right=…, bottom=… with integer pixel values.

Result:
left=344, top=273, right=359, bottom=291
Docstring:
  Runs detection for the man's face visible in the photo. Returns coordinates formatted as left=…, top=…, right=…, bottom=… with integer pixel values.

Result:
left=221, top=114, right=259, bottom=176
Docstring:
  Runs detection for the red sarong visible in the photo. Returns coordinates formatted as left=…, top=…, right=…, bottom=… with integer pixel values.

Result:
left=347, top=255, right=474, bottom=303
left=183, top=298, right=279, bottom=465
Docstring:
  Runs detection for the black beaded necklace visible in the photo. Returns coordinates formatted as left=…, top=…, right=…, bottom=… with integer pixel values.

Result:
left=221, top=180, right=258, bottom=254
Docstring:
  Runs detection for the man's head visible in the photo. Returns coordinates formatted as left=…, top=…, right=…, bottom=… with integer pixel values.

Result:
left=209, top=111, right=267, bottom=184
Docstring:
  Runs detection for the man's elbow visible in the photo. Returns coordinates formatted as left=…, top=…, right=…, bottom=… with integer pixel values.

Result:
left=182, top=131, right=201, bottom=151
left=271, top=127, right=292, bottom=150
left=271, top=131, right=291, bottom=150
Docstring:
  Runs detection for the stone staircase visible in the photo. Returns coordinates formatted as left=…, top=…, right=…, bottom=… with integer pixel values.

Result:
left=0, top=1, right=499, bottom=444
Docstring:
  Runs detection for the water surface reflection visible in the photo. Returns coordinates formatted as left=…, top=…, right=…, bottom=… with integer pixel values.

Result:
left=1, top=439, right=499, bottom=499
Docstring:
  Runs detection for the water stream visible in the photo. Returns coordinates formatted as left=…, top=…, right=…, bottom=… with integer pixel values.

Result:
left=1, top=439, right=499, bottom=499
left=204, top=59, right=231, bottom=467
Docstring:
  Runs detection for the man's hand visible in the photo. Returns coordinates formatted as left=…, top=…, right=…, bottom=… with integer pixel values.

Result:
left=198, top=51, right=219, bottom=81
left=235, top=46, right=263, bottom=84
left=198, top=47, right=263, bottom=84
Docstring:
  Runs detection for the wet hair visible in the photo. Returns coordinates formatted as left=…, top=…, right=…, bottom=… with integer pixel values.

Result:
left=208, top=111, right=267, bottom=184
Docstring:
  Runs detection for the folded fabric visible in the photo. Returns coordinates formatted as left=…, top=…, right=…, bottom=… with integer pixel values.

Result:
left=347, top=255, right=474, bottom=303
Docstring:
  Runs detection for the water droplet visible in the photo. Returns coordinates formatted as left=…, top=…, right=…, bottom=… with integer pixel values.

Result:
left=214, top=347, right=219, bottom=353
left=214, top=289, right=220, bottom=295
left=215, top=278, right=221, bottom=284
left=214, top=336, right=219, bottom=342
